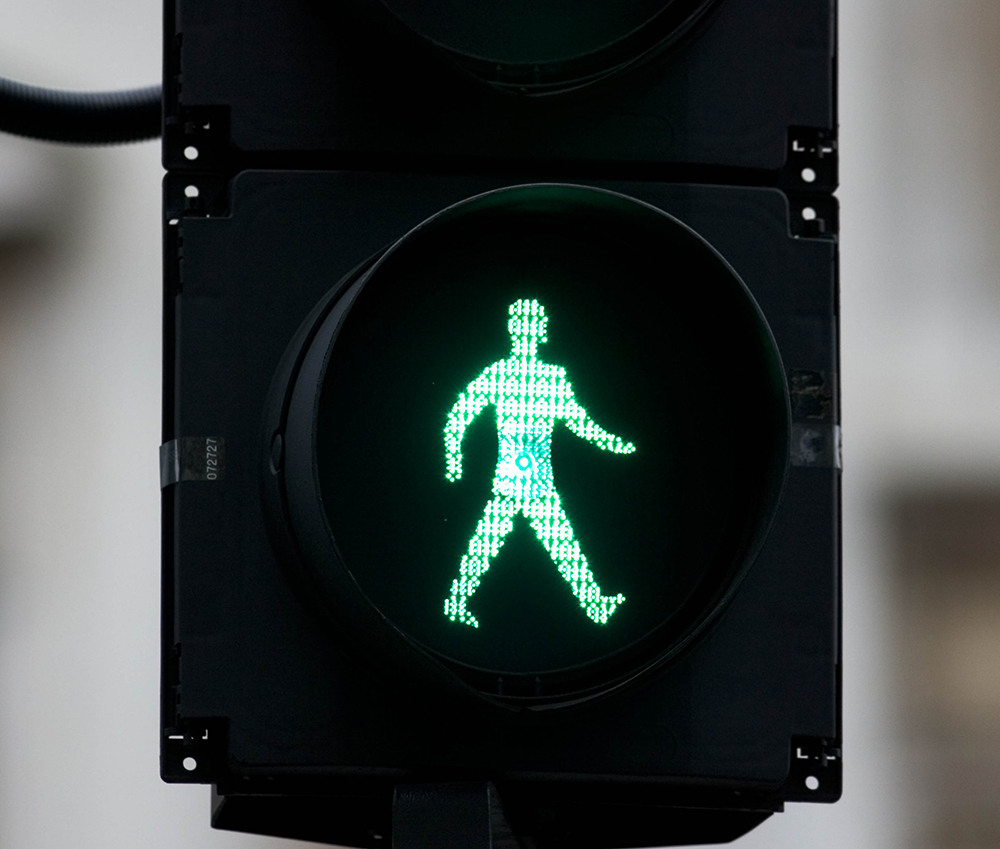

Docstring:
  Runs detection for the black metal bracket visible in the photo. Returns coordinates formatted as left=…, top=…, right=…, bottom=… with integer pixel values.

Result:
left=787, top=193, right=838, bottom=240
left=780, top=736, right=842, bottom=803
left=164, top=105, right=232, bottom=172
left=782, top=126, right=838, bottom=194
left=161, top=717, right=229, bottom=783
left=163, top=172, right=230, bottom=220
left=392, top=782, right=523, bottom=849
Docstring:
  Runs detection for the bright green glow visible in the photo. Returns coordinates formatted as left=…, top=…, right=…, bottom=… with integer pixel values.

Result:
left=443, top=299, right=636, bottom=628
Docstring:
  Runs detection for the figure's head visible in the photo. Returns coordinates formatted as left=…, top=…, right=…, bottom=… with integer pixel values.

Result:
left=507, top=299, right=548, bottom=356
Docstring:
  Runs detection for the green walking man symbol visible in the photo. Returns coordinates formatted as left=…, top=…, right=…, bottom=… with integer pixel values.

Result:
left=442, top=298, right=636, bottom=629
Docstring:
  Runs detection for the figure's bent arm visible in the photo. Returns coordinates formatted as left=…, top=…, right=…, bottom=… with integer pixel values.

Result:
left=560, top=380, right=636, bottom=455
left=444, top=369, right=493, bottom=481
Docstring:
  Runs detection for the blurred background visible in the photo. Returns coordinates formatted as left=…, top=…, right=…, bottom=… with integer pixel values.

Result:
left=0, top=0, right=995, bottom=846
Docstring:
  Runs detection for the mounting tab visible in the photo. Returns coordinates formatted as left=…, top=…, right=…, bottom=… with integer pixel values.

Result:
left=788, top=193, right=839, bottom=240
left=163, top=172, right=230, bottom=220
left=781, top=736, right=842, bottom=803
left=161, top=717, right=229, bottom=783
left=164, top=105, right=233, bottom=172
left=782, top=127, right=838, bottom=195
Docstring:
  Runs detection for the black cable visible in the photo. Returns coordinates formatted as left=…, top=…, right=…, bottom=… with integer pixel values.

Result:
left=0, top=76, right=161, bottom=144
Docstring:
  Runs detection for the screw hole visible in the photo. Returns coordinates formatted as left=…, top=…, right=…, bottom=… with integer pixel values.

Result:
left=801, top=206, right=817, bottom=221
left=801, top=167, right=817, bottom=183
left=182, top=757, right=198, bottom=772
left=184, top=185, right=200, bottom=198
left=183, top=146, right=200, bottom=161
left=805, top=775, right=820, bottom=791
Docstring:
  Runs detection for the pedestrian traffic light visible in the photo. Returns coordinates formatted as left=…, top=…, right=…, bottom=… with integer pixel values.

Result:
left=161, top=2, right=840, bottom=847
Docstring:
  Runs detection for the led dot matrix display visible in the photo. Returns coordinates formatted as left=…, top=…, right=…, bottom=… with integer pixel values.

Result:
left=443, top=298, right=635, bottom=628
left=312, top=185, right=787, bottom=692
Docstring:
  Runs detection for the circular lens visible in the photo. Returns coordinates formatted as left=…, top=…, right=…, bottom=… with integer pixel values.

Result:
left=375, top=0, right=719, bottom=92
left=276, top=184, right=788, bottom=704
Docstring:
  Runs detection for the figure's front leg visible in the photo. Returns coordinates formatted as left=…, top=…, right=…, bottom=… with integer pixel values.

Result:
left=524, top=494, right=626, bottom=625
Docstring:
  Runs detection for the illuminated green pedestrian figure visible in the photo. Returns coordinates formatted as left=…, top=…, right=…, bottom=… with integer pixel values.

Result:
left=443, top=298, right=636, bottom=629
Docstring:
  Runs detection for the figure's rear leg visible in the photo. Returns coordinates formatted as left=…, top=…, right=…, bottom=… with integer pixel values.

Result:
left=444, top=497, right=516, bottom=628
left=525, top=494, right=625, bottom=624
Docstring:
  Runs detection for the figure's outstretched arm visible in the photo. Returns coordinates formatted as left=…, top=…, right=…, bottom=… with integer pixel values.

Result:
left=560, top=381, right=636, bottom=455
left=444, top=370, right=493, bottom=481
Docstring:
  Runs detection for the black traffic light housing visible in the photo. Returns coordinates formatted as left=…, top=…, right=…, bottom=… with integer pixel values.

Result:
left=162, top=1, right=840, bottom=846
left=164, top=0, right=836, bottom=194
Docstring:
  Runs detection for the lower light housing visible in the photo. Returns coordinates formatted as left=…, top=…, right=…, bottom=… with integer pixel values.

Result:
left=265, top=184, right=789, bottom=708
left=161, top=171, right=840, bottom=848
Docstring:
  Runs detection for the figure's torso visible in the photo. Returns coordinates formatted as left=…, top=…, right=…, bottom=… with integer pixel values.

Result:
left=486, top=356, right=568, bottom=500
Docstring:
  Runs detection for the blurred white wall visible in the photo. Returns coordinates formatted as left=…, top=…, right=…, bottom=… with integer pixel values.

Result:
left=0, top=2, right=297, bottom=847
left=1, top=0, right=997, bottom=846
left=743, top=1, right=1000, bottom=847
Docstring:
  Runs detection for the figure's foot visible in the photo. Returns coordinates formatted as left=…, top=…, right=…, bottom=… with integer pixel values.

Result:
left=443, top=596, right=480, bottom=628
left=584, top=593, right=625, bottom=625
left=456, top=608, right=480, bottom=628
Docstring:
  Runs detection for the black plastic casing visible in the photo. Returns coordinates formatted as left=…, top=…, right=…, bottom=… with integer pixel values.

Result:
left=162, top=1, right=839, bottom=846
left=162, top=171, right=840, bottom=848
left=164, top=0, right=837, bottom=189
